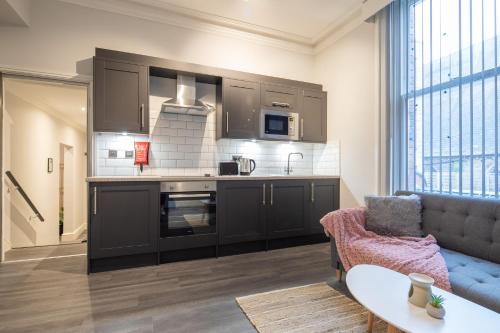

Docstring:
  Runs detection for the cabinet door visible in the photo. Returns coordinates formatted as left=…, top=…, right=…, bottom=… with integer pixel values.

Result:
left=267, top=180, right=308, bottom=239
left=300, top=89, right=327, bottom=143
left=261, top=83, right=298, bottom=110
left=222, top=78, right=260, bottom=139
left=94, top=58, right=149, bottom=134
left=218, top=181, right=266, bottom=244
left=309, top=179, right=340, bottom=234
left=89, top=182, right=159, bottom=259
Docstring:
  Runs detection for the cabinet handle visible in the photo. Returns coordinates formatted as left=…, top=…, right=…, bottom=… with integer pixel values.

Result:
left=270, top=184, right=274, bottom=206
left=262, top=184, right=266, bottom=205
left=301, top=118, right=304, bottom=140
left=272, top=102, right=290, bottom=108
left=226, top=111, right=229, bottom=134
left=311, top=183, right=315, bottom=203
left=140, top=103, right=145, bottom=129
left=93, top=187, right=97, bottom=215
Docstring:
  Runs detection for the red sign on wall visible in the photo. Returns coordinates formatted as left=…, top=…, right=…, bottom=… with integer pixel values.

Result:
left=134, top=141, right=150, bottom=171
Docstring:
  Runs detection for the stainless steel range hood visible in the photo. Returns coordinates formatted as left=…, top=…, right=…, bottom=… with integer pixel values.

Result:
left=161, top=75, right=214, bottom=116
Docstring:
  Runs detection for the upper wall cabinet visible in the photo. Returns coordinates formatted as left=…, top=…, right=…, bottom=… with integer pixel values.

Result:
left=221, top=78, right=260, bottom=140
left=261, top=83, right=298, bottom=110
left=94, top=58, right=149, bottom=134
left=300, top=89, right=327, bottom=143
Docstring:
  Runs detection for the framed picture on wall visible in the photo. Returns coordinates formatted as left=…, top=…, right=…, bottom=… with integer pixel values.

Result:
left=47, top=158, right=53, bottom=173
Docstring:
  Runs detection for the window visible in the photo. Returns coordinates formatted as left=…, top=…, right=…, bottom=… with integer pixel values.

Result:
left=400, top=0, right=500, bottom=197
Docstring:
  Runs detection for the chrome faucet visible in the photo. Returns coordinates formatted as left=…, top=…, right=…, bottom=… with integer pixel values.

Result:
left=286, top=152, right=303, bottom=175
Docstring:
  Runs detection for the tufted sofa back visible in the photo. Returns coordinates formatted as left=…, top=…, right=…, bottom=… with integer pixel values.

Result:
left=396, top=191, right=500, bottom=264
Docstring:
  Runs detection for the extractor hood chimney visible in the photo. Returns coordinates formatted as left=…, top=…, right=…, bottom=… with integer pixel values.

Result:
left=161, top=75, right=214, bottom=116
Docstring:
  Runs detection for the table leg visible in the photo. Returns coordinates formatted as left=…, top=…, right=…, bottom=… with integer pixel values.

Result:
left=367, top=312, right=374, bottom=333
left=387, top=324, right=399, bottom=333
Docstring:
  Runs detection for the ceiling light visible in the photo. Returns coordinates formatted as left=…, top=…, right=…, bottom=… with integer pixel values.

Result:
left=81, top=107, right=86, bottom=111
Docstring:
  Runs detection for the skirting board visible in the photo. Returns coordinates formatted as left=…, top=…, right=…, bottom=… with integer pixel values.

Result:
left=61, top=223, right=86, bottom=242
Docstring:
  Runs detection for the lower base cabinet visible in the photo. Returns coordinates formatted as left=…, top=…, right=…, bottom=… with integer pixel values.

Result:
left=88, top=178, right=339, bottom=273
left=218, top=178, right=339, bottom=244
left=217, top=181, right=267, bottom=244
left=88, top=182, right=159, bottom=270
left=309, top=180, right=340, bottom=234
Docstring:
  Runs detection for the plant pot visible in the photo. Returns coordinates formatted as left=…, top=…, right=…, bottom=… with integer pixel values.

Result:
left=426, top=302, right=446, bottom=319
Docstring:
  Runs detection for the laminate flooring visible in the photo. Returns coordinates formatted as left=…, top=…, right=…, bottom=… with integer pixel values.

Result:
left=0, top=243, right=346, bottom=333
left=4, top=243, right=87, bottom=262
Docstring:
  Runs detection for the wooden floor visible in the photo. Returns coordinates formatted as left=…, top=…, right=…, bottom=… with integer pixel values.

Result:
left=0, top=243, right=346, bottom=333
left=4, top=243, right=87, bottom=262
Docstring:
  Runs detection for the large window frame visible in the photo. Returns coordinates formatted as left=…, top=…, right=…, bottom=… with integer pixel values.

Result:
left=395, top=0, right=500, bottom=197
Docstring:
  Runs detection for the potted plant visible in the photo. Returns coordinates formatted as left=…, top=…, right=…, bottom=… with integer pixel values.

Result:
left=426, top=294, right=446, bottom=319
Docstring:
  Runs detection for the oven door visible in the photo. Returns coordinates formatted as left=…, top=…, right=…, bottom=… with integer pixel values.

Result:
left=160, top=192, right=216, bottom=237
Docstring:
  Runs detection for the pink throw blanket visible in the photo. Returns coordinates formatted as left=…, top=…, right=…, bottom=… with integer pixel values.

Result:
left=320, top=208, right=451, bottom=291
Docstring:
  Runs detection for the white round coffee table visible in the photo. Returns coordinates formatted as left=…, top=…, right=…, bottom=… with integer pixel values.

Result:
left=346, top=264, right=500, bottom=333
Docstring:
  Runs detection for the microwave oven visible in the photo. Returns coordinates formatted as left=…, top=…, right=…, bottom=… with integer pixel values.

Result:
left=259, top=109, right=299, bottom=141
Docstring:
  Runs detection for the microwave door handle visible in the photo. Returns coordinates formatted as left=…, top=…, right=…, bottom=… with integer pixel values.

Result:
left=272, top=102, right=290, bottom=108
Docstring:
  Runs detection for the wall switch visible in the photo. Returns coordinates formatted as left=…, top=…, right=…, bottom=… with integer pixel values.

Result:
left=125, top=151, right=134, bottom=158
left=108, top=150, right=117, bottom=158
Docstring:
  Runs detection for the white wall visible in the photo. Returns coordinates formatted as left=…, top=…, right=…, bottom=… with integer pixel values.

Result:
left=3, top=90, right=87, bottom=248
left=314, top=22, right=378, bottom=208
left=0, top=0, right=315, bottom=82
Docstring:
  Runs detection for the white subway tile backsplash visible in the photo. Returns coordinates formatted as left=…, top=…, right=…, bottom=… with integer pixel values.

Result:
left=94, top=85, right=340, bottom=177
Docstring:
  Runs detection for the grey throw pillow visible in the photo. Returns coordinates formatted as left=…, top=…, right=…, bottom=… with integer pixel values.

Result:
left=364, top=194, right=423, bottom=237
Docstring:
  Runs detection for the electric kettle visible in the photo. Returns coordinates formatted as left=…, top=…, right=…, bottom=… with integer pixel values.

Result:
left=238, top=157, right=256, bottom=175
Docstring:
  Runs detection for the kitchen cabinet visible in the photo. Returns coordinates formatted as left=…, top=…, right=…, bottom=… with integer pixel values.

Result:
left=221, top=78, right=260, bottom=139
left=217, top=180, right=267, bottom=244
left=89, top=182, right=159, bottom=259
left=300, top=89, right=327, bottom=143
left=308, top=179, right=340, bottom=234
left=261, top=83, right=298, bottom=110
left=266, top=180, right=308, bottom=239
left=94, top=58, right=149, bottom=134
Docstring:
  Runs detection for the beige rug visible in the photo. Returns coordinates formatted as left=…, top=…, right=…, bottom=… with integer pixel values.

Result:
left=236, top=282, right=387, bottom=333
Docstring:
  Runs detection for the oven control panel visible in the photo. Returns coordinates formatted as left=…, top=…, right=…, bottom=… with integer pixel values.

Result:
left=161, top=181, right=216, bottom=193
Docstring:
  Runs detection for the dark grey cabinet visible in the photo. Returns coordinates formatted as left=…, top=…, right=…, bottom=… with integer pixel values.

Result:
left=222, top=78, right=260, bottom=139
left=309, top=179, right=340, bottom=234
left=94, top=58, right=149, bottom=134
left=300, top=89, right=327, bottom=143
left=89, top=182, right=159, bottom=259
left=267, top=180, right=308, bottom=239
left=217, top=181, right=267, bottom=244
left=261, top=83, right=298, bottom=110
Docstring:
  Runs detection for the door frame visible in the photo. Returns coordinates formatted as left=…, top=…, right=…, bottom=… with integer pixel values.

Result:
left=0, top=70, right=92, bottom=261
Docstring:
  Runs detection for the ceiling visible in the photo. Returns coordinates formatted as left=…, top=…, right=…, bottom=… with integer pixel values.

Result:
left=129, top=0, right=364, bottom=41
left=5, top=78, right=87, bottom=132
left=60, top=0, right=369, bottom=52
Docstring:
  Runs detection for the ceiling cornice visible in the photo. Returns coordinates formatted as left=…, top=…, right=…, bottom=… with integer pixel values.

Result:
left=57, top=0, right=388, bottom=55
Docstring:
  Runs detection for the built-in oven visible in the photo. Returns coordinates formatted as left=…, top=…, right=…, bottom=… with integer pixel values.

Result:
left=160, top=181, right=216, bottom=238
left=260, top=109, right=299, bottom=141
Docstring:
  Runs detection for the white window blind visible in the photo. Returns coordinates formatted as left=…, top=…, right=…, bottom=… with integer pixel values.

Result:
left=401, top=0, right=500, bottom=197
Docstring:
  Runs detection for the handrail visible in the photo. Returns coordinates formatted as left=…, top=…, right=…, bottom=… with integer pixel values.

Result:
left=5, top=171, right=45, bottom=222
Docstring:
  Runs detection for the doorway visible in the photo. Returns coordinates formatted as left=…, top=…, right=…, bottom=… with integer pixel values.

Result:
left=1, top=77, right=88, bottom=261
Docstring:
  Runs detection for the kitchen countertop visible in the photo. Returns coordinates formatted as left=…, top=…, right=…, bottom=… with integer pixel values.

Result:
left=86, top=175, right=341, bottom=182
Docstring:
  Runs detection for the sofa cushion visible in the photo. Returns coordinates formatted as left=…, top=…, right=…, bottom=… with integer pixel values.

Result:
left=396, top=191, right=500, bottom=264
left=364, top=194, right=423, bottom=237
left=441, top=248, right=500, bottom=313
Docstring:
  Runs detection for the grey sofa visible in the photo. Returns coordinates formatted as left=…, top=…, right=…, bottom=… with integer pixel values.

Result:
left=330, top=191, right=500, bottom=313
